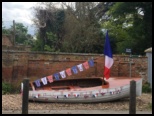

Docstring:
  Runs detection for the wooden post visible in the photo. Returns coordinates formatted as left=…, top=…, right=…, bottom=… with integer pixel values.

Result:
left=22, top=78, right=29, bottom=114
left=129, top=80, right=136, bottom=114
left=13, top=20, right=15, bottom=46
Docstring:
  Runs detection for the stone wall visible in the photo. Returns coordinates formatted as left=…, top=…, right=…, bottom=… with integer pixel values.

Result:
left=2, top=50, right=148, bottom=86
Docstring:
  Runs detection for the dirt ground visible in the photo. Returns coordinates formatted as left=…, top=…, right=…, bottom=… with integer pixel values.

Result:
left=2, top=93, right=152, bottom=113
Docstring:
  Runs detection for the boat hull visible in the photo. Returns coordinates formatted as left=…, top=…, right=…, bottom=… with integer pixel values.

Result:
left=28, top=77, right=142, bottom=103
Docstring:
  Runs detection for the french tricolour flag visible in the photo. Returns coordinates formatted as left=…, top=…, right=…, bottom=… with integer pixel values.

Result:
left=104, top=30, right=114, bottom=80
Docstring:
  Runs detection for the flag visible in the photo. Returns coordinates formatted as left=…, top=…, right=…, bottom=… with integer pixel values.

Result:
left=65, top=68, right=72, bottom=76
left=88, top=59, right=94, bottom=67
left=47, top=75, right=53, bottom=83
left=41, top=77, right=48, bottom=85
left=83, top=61, right=89, bottom=69
left=34, top=79, right=41, bottom=87
left=59, top=70, right=66, bottom=78
left=77, top=64, right=84, bottom=71
left=53, top=73, right=60, bottom=80
left=104, top=30, right=114, bottom=80
left=71, top=66, right=78, bottom=74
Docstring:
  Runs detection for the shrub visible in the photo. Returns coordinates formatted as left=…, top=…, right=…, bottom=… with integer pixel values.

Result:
left=2, top=81, right=23, bottom=94
left=142, top=82, right=151, bottom=93
left=2, top=82, right=12, bottom=94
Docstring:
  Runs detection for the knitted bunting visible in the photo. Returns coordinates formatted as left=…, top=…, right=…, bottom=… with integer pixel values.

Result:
left=77, top=64, right=84, bottom=72
left=41, top=77, right=48, bottom=85
left=34, top=79, right=41, bottom=87
left=88, top=59, right=94, bottom=67
left=65, top=68, right=72, bottom=76
left=47, top=75, right=53, bottom=83
left=83, top=61, right=89, bottom=69
left=71, top=66, right=78, bottom=74
left=53, top=73, right=60, bottom=80
left=59, top=70, right=66, bottom=78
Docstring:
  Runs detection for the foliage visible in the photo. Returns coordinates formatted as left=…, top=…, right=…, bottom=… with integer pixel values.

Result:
left=32, top=2, right=105, bottom=53
left=142, top=82, right=151, bottom=93
left=31, top=32, right=43, bottom=51
left=32, top=4, right=65, bottom=52
left=2, top=20, right=34, bottom=46
left=2, top=82, right=12, bottom=94
left=101, top=2, right=152, bottom=55
left=148, top=102, right=152, bottom=110
left=14, top=23, right=33, bottom=45
left=2, top=20, right=12, bottom=35
left=61, top=2, right=105, bottom=53
left=2, top=82, right=21, bottom=94
left=32, top=2, right=151, bottom=54
left=61, top=2, right=104, bottom=53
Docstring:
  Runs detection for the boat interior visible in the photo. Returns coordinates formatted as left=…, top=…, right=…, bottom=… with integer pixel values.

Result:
left=29, top=77, right=108, bottom=91
left=29, top=77, right=141, bottom=91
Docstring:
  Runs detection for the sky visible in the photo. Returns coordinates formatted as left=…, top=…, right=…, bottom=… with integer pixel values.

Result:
left=2, top=2, right=41, bottom=36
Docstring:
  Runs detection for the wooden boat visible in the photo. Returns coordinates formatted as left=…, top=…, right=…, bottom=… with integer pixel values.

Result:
left=27, top=77, right=142, bottom=103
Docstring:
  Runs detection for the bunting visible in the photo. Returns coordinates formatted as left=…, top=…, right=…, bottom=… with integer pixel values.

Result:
left=33, top=59, right=95, bottom=85
left=53, top=73, right=60, bottom=80
left=34, top=79, right=41, bottom=87
left=47, top=75, right=53, bottom=83
left=41, top=77, right=48, bottom=85
left=71, top=66, right=78, bottom=74
left=88, top=59, right=94, bottom=67
left=77, top=64, right=84, bottom=72
left=83, top=61, right=89, bottom=69
left=65, top=68, right=72, bottom=76
left=59, top=70, right=66, bottom=79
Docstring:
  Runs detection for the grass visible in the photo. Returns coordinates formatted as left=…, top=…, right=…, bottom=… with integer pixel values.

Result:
left=148, top=102, right=152, bottom=110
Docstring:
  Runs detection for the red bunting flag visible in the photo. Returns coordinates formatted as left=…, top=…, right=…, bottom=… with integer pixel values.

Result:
left=83, top=61, right=89, bottom=69
left=65, top=68, right=72, bottom=76
left=47, top=75, right=53, bottom=83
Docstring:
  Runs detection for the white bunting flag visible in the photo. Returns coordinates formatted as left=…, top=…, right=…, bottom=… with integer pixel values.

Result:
left=41, top=77, right=48, bottom=85
left=77, top=64, right=84, bottom=71
left=59, top=70, right=66, bottom=78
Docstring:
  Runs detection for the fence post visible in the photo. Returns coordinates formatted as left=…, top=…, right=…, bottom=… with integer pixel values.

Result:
left=129, top=80, right=136, bottom=114
left=22, top=78, right=29, bottom=114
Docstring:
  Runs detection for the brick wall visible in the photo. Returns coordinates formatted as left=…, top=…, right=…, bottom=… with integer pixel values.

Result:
left=2, top=34, right=31, bottom=51
left=2, top=35, right=13, bottom=46
left=2, top=50, right=148, bottom=86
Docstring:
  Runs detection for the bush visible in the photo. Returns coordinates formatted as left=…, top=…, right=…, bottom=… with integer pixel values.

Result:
left=142, top=82, right=151, bottom=93
left=2, top=81, right=22, bottom=94
left=2, top=82, right=12, bottom=94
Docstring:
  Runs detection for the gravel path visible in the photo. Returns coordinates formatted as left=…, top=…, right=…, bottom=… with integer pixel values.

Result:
left=2, top=93, right=152, bottom=112
left=2, top=110, right=152, bottom=114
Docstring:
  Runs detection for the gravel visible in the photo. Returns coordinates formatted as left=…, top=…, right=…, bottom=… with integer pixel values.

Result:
left=2, top=93, right=152, bottom=111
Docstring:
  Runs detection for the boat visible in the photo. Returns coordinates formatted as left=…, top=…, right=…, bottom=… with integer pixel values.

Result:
left=26, top=31, right=143, bottom=103
left=27, top=77, right=142, bottom=103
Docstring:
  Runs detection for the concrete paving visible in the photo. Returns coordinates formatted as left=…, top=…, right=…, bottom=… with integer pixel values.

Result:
left=2, top=110, right=152, bottom=114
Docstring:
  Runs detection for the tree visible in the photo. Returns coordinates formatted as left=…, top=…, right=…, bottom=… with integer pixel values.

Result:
left=32, top=3, right=65, bottom=51
left=32, top=2, right=120, bottom=53
left=61, top=2, right=104, bottom=53
left=2, top=20, right=34, bottom=46
left=104, top=2, right=152, bottom=55
left=14, top=23, right=28, bottom=44
left=2, top=20, right=11, bottom=34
